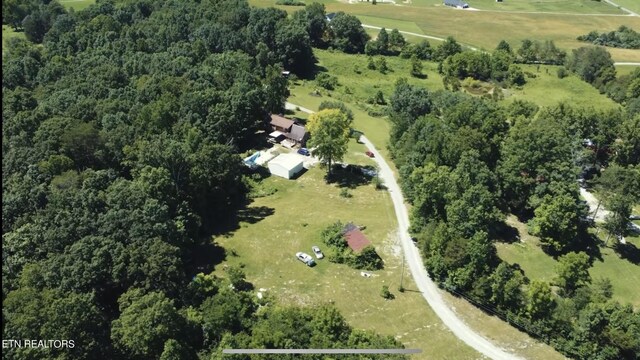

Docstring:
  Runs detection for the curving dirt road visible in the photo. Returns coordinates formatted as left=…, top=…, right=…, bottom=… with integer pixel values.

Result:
left=285, top=102, right=522, bottom=360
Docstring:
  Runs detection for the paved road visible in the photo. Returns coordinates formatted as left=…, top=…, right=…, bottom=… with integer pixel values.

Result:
left=285, top=102, right=522, bottom=360
left=614, top=62, right=640, bottom=66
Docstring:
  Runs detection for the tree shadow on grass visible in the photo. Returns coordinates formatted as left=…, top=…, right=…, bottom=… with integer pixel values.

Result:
left=185, top=240, right=227, bottom=278
left=492, top=221, right=520, bottom=244
left=325, top=164, right=372, bottom=189
left=212, top=199, right=276, bottom=237
left=612, top=242, right=640, bottom=265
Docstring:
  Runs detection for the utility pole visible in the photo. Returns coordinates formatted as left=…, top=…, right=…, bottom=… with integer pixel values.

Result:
left=399, top=239, right=405, bottom=292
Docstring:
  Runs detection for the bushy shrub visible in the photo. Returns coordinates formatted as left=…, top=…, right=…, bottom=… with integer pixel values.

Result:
left=316, top=73, right=339, bottom=90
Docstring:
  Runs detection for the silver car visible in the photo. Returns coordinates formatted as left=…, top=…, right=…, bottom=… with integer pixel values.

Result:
left=296, top=252, right=316, bottom=266
left=311, top=246, right=324, bottom=259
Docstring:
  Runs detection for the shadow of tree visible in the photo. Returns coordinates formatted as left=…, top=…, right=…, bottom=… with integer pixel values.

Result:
left=493, top=221, right=520, bottom=244
left=326, top=164, right=372, bottom=189
left=613, top=242, right=640, bottom=265
left=185, top=240, right=227, bottom=278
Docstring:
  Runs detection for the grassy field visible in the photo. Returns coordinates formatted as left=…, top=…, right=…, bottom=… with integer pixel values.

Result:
left=2, top=25, right=25, bottom=50
left=496, top=215, right=640, bottom=309
left=250, top=0, right=640, bottom=62
left=355, top=14, right=425, bottom=34
left=59, top=0, right=96, bottom=10
left=615, top=64, right=640, bottom=76
left=296, top=49, right=620, bottom=121
left=214, top=164, right=483, bottom=359
left=607, top=0, right=640, bottom=14
left=409, top=0, right=624, bottom=14
left=503, top=64, right=621, bottom=109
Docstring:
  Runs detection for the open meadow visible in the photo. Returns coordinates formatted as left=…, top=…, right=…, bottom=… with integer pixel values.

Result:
left=496, top=215, right=640, bottom=309
left=214, top=164, right=485, bottom=359
left=251, top=0, right=640, bottom=62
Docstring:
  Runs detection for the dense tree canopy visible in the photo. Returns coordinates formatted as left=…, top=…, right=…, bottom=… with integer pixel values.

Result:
left=1, top=1, right=405, bottom=359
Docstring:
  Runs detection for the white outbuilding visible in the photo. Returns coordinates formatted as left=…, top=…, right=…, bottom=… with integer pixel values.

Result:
left=268, top=153, right=304, bottom=179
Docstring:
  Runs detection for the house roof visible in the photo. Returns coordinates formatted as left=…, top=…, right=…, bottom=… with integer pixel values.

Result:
left=268, top=153, right=304, bottom=171
left=285, top=124, right=307, bottom=142
left=343, top=224, right=371, bottom=253
left=270, top=114, right=294, bottom=129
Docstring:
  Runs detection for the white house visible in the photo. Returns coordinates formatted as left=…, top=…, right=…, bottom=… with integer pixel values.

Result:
left=268, top=154, right=304, bottom=179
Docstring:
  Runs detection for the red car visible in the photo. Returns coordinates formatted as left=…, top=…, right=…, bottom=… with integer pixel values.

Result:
left=365, top=151, right=375, bottom=158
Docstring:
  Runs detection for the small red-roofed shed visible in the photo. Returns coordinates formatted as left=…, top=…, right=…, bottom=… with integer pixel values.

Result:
left=342, top=223, right=371, bottom=253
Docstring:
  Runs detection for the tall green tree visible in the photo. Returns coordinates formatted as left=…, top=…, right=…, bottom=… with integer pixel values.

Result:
left=555, top=252, right=591, bottom=295
left=307, top=109, right=352, bottom=175
left=329, top=12, right=370, bottom=54
left=528, top=194, right=583, bottom=254
left=111, top=289, right=187, bottom=359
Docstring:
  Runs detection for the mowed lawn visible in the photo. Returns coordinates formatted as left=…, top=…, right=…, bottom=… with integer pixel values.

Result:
left=608, top=0, right=640, bottom=14
left=249, top=0, right=640, bottom=61
left=496, top=215, right=640, bottom=309
left=214, top=165, right=482, bottom=359
left=326, top=2, right=640, bottom=62
left=410, top=0, right=623, bottom=14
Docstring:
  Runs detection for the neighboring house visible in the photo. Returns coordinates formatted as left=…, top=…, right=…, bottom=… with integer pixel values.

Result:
left=444, top=0, right=469, bottom=8
left=268, top=153, right=304, bottom=179
left=270, top=114, right=294, bottom=133
left=269, top=114, right=308, bottom=147
left=326, top=12, right=337, bottom=22
left=285, top=124, right=308, bottom=146
left=342, top=223, right=372, bottom=253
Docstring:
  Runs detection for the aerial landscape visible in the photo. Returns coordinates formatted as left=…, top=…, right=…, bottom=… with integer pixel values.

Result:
left=2, top=0, right=639, bottom=359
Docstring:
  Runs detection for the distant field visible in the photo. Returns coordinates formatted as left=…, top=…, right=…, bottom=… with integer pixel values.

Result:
left=503, top=64, right=621, bottom=109
left=355, top=15, right=425, bottom=35
left=615, top=64, right=640, bottom=76
left=607, top=0, right=640, bottom=14
left=410, top=0, right=624, bottom=14
left=249, top=0, right=640, bottom=62
left=496, top=215, right=640, bottom=308
left=59, top=0, right=95, bottom=10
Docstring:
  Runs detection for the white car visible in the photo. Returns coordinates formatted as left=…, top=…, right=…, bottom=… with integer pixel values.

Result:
left=311, top=246, right=324, bottom=259
left=296, top=252, right=316, bottom=266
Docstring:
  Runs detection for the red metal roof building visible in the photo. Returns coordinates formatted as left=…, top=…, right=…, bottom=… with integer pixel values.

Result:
left=342, top=223, right=371, bottom=252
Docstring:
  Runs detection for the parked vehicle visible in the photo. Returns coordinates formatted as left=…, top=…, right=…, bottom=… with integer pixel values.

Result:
left=311, top=246, right=324, bottom=259
left=365, top=151, right=375, bottom=158
left=296, top=252, right=316, bottom=266
left=297, top=148, right=310, bottom=156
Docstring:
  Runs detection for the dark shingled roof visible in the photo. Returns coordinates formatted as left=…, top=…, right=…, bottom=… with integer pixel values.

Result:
left=285, top=124, right=307, bottom=142
left=270, top=114, right=294, bottom=130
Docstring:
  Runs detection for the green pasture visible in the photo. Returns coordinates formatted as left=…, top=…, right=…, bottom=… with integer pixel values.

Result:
left=615, top=64, right=640, bottom=76
left=355, top=14, right=425, bottom=35
left=496, top=215, right=640, bottom=308
left=59, top=0, right=96, bottom=10
left=503, top=64, right=621, bottom=109
left=462, top=0, right=623, bottom=14
left=214, top=166, right=481, bottom=359
left=605, top=0, right=640, bottom=14
left=2, top=25, right=25, bottom=50
left=324, top=2, right=640, bottom=61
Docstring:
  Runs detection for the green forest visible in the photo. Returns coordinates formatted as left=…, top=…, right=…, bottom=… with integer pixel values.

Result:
left=388, top=79, right=640, bottom=358
left=2, top=0, right=405, bottom=359
left=3, top=0, right=640, bottom=359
